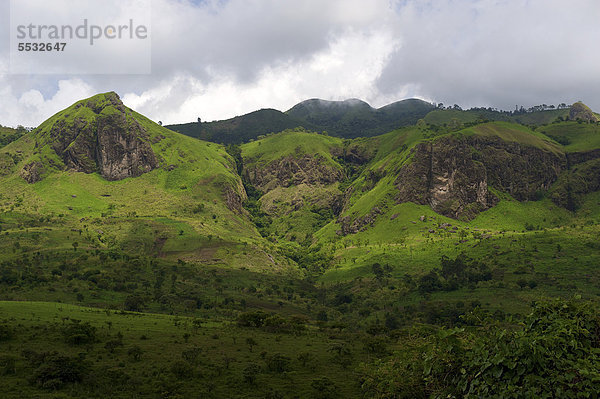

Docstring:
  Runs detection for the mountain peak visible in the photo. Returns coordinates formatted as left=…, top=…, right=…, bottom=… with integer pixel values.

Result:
left=23, top=92, right=158, bottom=183
left=569, top=101, right=598, bottom=123
left=286, top=98, right=373, bottom=117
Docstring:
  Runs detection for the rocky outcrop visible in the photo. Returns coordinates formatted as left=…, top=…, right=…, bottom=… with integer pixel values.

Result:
left=337, top=206, right=383, bottom=235
left=395, top=136, right=565, bottom=219
left=95, top=112, right=157, bottom=180
left=244, top=154, right=344, bottom=193
left=550, top=158, right=600, bottom=211
left=223, top=180, right=247, bottom=213
left=569, top=102, right=598, bottom=123
left=20, top=161, right=46, bottom=183
left=566, top=149, right=600, bottom=166
left=29, top=92, right=157, bottom=183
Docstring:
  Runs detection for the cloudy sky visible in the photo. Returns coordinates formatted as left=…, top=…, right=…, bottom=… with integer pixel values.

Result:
left=1, top=0, right=599, bottom=127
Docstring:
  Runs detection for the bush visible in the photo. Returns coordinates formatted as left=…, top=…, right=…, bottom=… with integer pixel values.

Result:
left=362, top=298, right=600, bottom=398
left=128, top=346, right=143, bottom=362
left=242, top=363, right=261, bottom=384
left=451, top=298, right=600, bottom=398
left=170, top=360, right=194, bottom=379
left=311, top=376, right=337, bottom=399
left=0, top=355, right=17, bottom=376
left=265, top=353, right=291, bottom=373
left=62, top=320, right=97, bottom=345
left=0, top=324, right=13, bottom=341
left=124, top=294, right=145, bottom=312
left=29, top=352, right=87, bottom=389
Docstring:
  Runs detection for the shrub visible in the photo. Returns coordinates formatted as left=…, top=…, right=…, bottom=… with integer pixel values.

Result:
left=170, top=360, right=194, bottom=379
left=311, top=376, right=337, bottom=399
left=128, top=345, right=143, bottom=362
left=29, top=352, right=88, bottom=389
left=362, top=298, right=600, bottom=398
left=242, top=363, right=261, bottom=384
left=265, top=353, right=291, bottom=373
left=62, top=320, right=97, bottom=345
left=0, top=324, right=12, bottom=341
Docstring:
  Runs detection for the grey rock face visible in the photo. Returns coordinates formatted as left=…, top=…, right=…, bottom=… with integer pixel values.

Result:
left=395, top=136, right=565, bottom=219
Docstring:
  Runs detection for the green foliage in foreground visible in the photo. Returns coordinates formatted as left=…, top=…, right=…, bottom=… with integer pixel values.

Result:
left=360, top=297, right=600, bottom=398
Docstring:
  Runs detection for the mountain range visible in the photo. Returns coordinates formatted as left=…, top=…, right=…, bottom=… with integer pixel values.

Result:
left=166, top=98, right=437, bottom=143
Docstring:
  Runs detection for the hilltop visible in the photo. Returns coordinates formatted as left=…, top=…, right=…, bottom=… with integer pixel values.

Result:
left=167, top=98, right=435, bottom=143
left=0, top=92, right=291, bottom=272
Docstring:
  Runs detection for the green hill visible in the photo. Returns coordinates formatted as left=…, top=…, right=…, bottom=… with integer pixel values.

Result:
left=167, top=108, right=314, bottom=145
left=287, top=98, right=436, bottom=139
left=0, top=92, right=291, bottom=272
left=167, top=98, right=436, bottom=144
left=423, top=107, right=572, bottom=127
left=537, top=121, right=600, bottom=152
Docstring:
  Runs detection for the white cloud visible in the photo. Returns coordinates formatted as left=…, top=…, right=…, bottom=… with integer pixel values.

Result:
left=0, top=78, right=94, bottom=127
left=1, top=0, right=599, bottom=126
left=378, top=0, right=600, bottom=109
left=123, top=28, right=398, bottom=124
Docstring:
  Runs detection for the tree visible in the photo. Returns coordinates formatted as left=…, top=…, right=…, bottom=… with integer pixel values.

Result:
left=361, top=298, right=600, bottom=398
left=243, top=363, right=260, bottom=384
left=62, top=320, right=96, bottom=345
left=311, top=377, right=337, bottom=398
left=297, top=352, right=314, bottom=368
left=265, top=353, right=291, bottom=373
left=128, top=345, right=143, bottom=361
left=30, top=352, right=88, bottom=389
left=371, top=263, right=384, bottom=281
left=124, top=294, right=145, bottom=312
left=245, top=337, right=257, bottom=352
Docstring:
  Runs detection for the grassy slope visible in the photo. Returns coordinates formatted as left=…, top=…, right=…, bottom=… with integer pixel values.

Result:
left=240, top=129, right=346, bottom=242
left=241, top=129, right=343, bottom=166
left=424, top=108, right=569, bottom=126
left=0, top=301, right=369, bottom=399
left=313, top=122, right=590, bottom=285
left=459, top=121, right=562, bottom=153
left=511, top=109, right=569, bottom=125
left=537, top=121, right=600, bottom=152
left=0, top=94, right=291, bottom=272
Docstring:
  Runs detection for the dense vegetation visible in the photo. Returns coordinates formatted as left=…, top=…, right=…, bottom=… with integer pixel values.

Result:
left=167, top=98, right=436, bottom=143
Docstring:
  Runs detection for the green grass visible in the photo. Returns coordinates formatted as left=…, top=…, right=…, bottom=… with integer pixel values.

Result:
left=460, top=122, right=562, bottom=154
left=423, top=108, right=569, bottom=127
left=241, top=128, right=343, bottom=166
left=0, top=301, right=367, bottom=398
left=537, top=121, right=600, bottom=152
left=511, top=109, right=569, bottom=125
